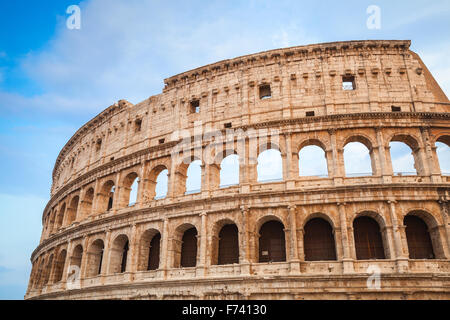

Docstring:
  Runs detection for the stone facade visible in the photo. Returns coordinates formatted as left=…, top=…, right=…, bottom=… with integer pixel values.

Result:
left=26, top=40, right=450, bottom=300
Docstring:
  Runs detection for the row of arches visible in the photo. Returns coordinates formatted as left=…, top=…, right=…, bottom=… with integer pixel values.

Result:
left=32, top=210, right=441, bottom=290
left=44, top=133, right=449, bottom=236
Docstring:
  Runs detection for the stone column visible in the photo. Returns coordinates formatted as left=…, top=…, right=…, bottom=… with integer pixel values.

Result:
left=285, top=133, right=297, bottom=190
left=239, top=206, right=251, bottom=275
left=438, top=198, right=450, bottom=256
left=387, top=200, right=409, bottom=272
left=128, top=224, right=138, bottom=276
left=112, top=172, right=122, bottom=212
left=337, top=203, right=354, bottom=273
left=136, top=161, right=148, bottom=208
left=288, top=204, right=300, bottom=274
left=61, top=241, right=74, bottom=286
left=101, top=229, right=112, bottom=280
left=79, top=236, right=90, bottom=283
left=420, top=127, right=441, bottom=183
left=197, top=212, right=208, bottom=276
left=160, top=218, right=170, bottom=279
left=329, top=129, right=344, bottom=185
left=375, top=127, right=393, bottom=183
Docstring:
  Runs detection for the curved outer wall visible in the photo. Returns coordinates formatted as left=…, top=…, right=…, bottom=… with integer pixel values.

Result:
left=26, top=40, right=450, bottom=300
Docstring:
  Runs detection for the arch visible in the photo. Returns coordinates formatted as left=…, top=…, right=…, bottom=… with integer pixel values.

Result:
left=303, top=218, right=337, bottom=261
left=42, top=254, right=54, bottom=286
left=86, top=239, right=105, bottom=277
left=435, top=138, right=450, bottom=175
left=389, top=141, right=417, bottom=175
left=297, top=138, right=328, bottom=153
left=53, top=249, right=67, bottom=283
left=404, top=215, right=435, bottom=259
left=185, top=160, right=202, bottom=194
left=298, top=144, right=328, bottom=177
left=66, top=195, right=80, bottom=225
left=34, top=257, right=46, bottom=288
left=48, top=209, right=57, bottom=235
left=343, top=141, right=374, bottom=177
left=404, top=210, right=445, bottom=259
left=121, top=172, right=139, bottom=207
left=216, top=224, right=239, bottom=265
left=258, top=220, right=286, bottom=262
left=148, top=165, right=169, bottom=200
left=55, top=203, right=66, bottom=230
left=80, top=187, right=94, bottom=218
left=109, top=234, right=129, bottom=274
left=68, top=245, right=83, bottom=283
left=98, top=180, right=115, bottom=213
left=180, top=227, right=198, bottom=268
left=257, top=149, right=283, bottom=182
left=138, top=228, right=161, bottom=271
left=220, top=154, right=240, bottom=187
left=353, top=216, right=386, bottom=260
left=389, top=134, right=423, bottom=175
left=343, top=134, right=374, bottom=151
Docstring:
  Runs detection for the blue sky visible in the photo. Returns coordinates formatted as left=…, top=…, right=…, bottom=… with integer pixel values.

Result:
left=1, top=0, right=449, bottom=300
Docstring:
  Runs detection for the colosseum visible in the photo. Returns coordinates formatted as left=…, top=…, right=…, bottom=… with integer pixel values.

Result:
left=25, top=40, right=450, bottom=300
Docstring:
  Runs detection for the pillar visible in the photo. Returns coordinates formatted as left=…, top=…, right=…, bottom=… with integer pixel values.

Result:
left=337, top=203, right=354, bottom=273
left=288, top=204, right=300, bottom=274
left=387, top=200, right=409, bottom=272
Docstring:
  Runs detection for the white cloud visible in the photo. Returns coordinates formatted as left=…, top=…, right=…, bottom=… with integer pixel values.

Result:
left=4, top=0, right=316, bottom=116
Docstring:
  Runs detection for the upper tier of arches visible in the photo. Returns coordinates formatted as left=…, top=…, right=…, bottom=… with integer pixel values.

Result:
left=50, top=40, right=449, bottom=195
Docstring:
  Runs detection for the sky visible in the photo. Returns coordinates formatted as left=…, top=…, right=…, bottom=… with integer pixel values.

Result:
left=0, top=0, right=450, bottom=300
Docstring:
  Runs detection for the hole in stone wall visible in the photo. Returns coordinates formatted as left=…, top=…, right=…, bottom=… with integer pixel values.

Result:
left=306, top=111, right=315, bottom=117
left=259, top=84, right=272, bottom=99
left=134, top=119, right=142, bottom=132
left=190, top=100, right=200, bottom=113
left=342, top=76, right=355, bottom=90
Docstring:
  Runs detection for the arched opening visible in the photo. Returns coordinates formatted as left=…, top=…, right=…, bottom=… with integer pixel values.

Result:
left=389, top=141, right=417, bottom=175
left=353, top=216, right=385, bottom=260
left=344, top=142, right=373, bottom=177
left=109, top=235, right=129, bottom=274
left=257, top=149, right=283, bottom=182
left=148, top=233, right=161, bottom=270
left=128, top=178, right=138, bottom=206
left=180, top=227, right=198, bottom=268
left=122, top=172, right=139, bottom=207
left=299, top=145, right=328, bottom=177
left=186, top=160, right=202, bottom=194
left=436, top=140, right=450, bottom=175
left=81, top=188, right=94, bottom=218
left=138, top=229, right=161, bottom=271
left=66, top=196, right=79, bottom=225
left=404, top=215, right=435, bottom=259
left=217, top=224, right=239, bottom=265
left=56, top=203, right=66, bottom=230
left=86, top=239, right=105, bottom=277
left=220, top=154, right=240, bottom=188
left=155, top=169, right=168, bottom=199
left=53, top=250, right=67, bottom=283
left=258, top=220, right=286, bottom=262
left=98, top=180, right=115, bottom=213
left=303, top=218, right=336, bottom=261
left=43, top=255, right=54, bottom=286
left=68, top=245, right=83, bottom=283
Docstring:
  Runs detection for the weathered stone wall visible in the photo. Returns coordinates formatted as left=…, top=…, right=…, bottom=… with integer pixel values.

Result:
left=26, top=40, right=450, bottom=300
